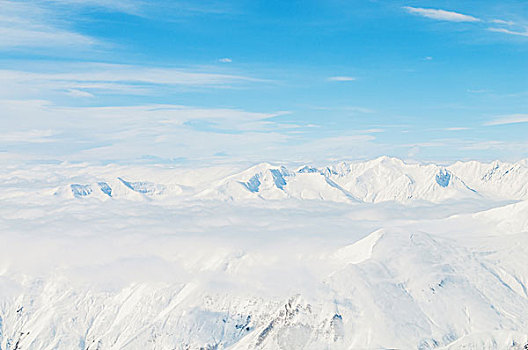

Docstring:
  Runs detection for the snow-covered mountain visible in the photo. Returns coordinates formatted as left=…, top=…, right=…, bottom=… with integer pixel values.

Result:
left=1, top=158, right=528, bottom=349
left=196, top=163, right=358, bottom=203
left=48, top=156, right=528, bottom=204
left=449, top=159, right=528, bottom=200
left=323, top=156, right=479, bottom=203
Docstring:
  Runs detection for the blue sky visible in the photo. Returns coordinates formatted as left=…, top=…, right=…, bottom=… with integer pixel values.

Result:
left=1, top=0, right=527, bottom=164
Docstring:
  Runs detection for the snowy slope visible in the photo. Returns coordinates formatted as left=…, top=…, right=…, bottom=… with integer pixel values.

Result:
left=1, top=158, right=528, bottom=349
left=473, top=199, right=528, bottom=233
left=1, top=203, right=528, bottom=350
left=449, top=160, right=528, bottom=200
left=326, top=156, right=480, bottom=203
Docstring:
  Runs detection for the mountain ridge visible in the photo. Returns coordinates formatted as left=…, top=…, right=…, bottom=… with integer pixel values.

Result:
left=48, top=156, right=528, bottom=203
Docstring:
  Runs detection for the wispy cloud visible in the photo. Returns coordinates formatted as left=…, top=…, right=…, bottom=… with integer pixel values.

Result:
left=48, top=0, right=144, bottom=15
left=488, top=27, right=528, bottom=37
left=0, top=63, right=261, bottom=98
left=328, top=76, right=356, bottom=82
left=488, top=18, right=528, bottom=37
left=462, top=140, right=505, bottom=151
left=48, top=0, right=239, bottom=18
left=0, top=98, right=386, bottom=163
left=403, top=7, right=480, bottom=23
left=361, top=128, right=384, bottom=134
left=65, top=89, right=96, bottom=98
left=0, top=0, right=241, bottom=51
left=219, top=58, right=233, bottom=63
left=308, top=105, right=374, bottom=113
left=491, top=19, right=516, bottom=26
left=2, top=129, right=57, bottom=143
left=485, top=114, right=528, bottom=126
left=445, top=127, right=470, bottom=131
left=0, top=0, right=98, bottom=49
left=402, top=6, right=528, bottom=40
left=0, top=27, right=96, bottom=49
left=0, top=99, right=295, bottom=161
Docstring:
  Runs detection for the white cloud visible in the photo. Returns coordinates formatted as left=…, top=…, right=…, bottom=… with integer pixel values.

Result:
left=401, top=141, right=447, bottom=148
left=2, top=64, right=256, bottom=86
left=485, top=114, right=528, bottom=126
left=0, top=27, right=96, bottom=49
left=219, top=58, right=232, bottom=63
left=66, top=89, right=95, bottom=98
left=488, top=18, right=528, bottom=37
left=0, top=98, right=387, bottom=163
left=445, top=127, right=470, bottom=131
left=403, top=7, right=480, bottom=22
left=362, top=128, right=384, bottom=133
left=49, top=0, right=143, bottom=15
left=0, top=99, right=295, bottom=162
left=488, top=27, right=528, bottom=37
left=2, top=129, right=57, bottom=143
left=0, top=64, right=260, bottom=99
left=0, top=0, right=239, bottom=51
left=310, top=105, right=374, bottom=113
left=462, top=140, right=505, bottom=151
left=282, top=134, right=378, bottom=163
left=328, top=76, right=356, bottom=82
left=403, top=6, right=528, bottom=39
left=0, top=0, right=98, bottom=49
left=491, top=19, right=516, bottom=26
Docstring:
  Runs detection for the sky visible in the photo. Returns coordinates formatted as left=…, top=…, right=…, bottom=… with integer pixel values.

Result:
left=1, top=0, right=527, bottom=165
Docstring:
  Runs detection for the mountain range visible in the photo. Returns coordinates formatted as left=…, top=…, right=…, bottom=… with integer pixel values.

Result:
left=54, top=157, right=528, bottom=203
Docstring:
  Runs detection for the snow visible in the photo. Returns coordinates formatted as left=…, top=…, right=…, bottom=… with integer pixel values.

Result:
left=332, top=228, right=384, bottom=264
left=0, top=157, right=528, bottom=349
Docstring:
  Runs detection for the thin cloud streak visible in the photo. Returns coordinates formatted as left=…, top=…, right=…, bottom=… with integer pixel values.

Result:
left=402, top=6, right=528, bottom=40
left=0, top=27, right=96, bottom=49
left=491, top=19, right=516, bottom=26
left=2, top=129, right=57, bottom=143
left=328, top=76, right=356, bottom=82
left=48, top=0, right=144, bottom=15
left=485, top=114, right=528, bottom=126
left=445, top=127, right=470, bottom=131
left=403, top=7, right=480, bottom=22
left=0, top=64, right=262, bottom=98
left=0, top=65, right=258, bottom=85
left=488, top=27, right=528, bottom=37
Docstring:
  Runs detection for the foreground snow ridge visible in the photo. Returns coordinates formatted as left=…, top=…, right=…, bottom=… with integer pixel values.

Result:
left=1, top=157, right=528, bottom=349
